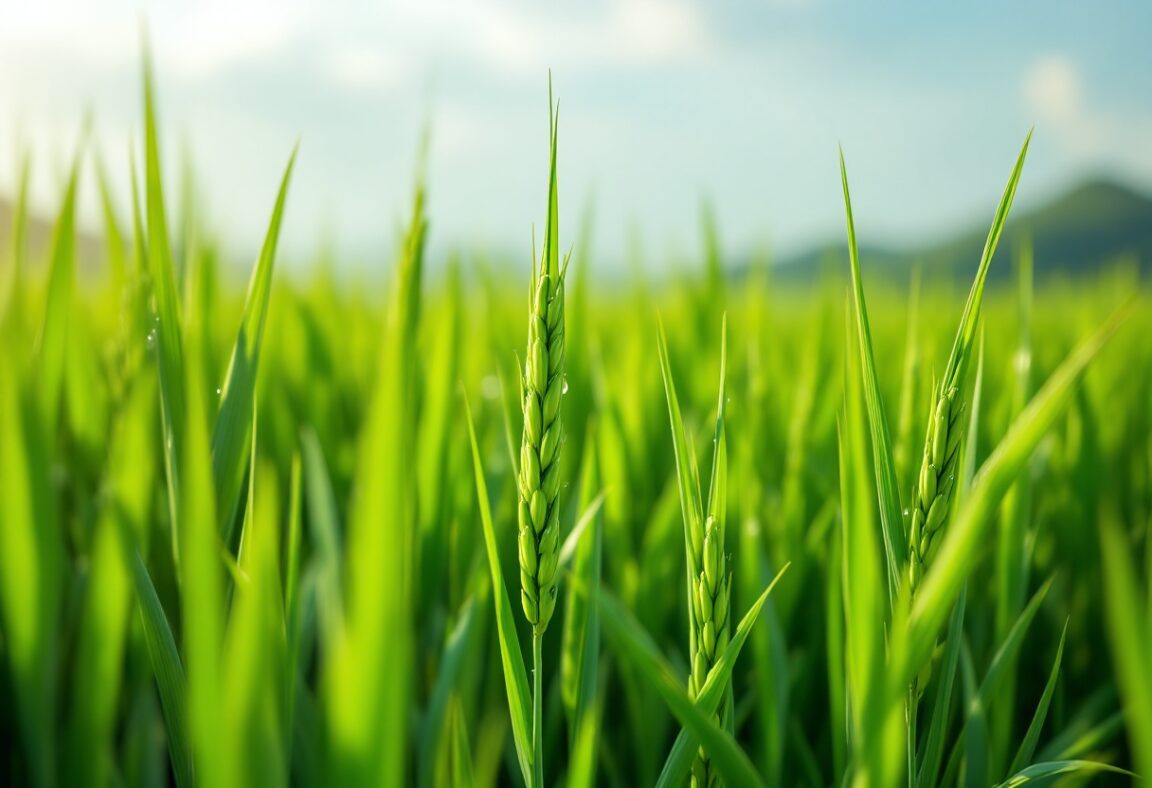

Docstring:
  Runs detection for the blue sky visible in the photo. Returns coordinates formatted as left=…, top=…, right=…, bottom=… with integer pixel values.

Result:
left=1, top=1, right=1150, bottom=272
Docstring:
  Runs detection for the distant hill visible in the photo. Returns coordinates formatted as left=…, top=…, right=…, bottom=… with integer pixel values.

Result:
left=775, top=178, right=1152, bottom=281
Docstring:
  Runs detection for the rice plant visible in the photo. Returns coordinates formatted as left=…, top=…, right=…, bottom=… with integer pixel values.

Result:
left=658, top=317, right=734, bottom=787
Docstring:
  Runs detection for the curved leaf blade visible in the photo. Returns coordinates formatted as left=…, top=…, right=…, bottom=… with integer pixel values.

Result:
left=463, top=392, right=534, bottom=786
left=213, top=147, right=298, bottom=545
left=598, top=589, right=768, bottom=788
left=654, top=564, right=790, bottom=788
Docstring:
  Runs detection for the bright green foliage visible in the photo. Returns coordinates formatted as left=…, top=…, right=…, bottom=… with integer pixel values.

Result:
left=1, top=53, right=1150, bottom=788
left=908, top=134, right=1031, bottom=592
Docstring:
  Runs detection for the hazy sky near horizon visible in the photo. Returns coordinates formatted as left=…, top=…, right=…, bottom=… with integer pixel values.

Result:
left=1, top=1, right=1150, bottom=271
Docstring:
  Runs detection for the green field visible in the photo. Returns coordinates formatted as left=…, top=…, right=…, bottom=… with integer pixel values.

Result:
left=1, top=64, right=1150, bottom=788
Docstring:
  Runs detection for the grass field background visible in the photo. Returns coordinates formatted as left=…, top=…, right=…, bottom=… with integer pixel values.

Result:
left=1, top=54, right=1150, bottom=788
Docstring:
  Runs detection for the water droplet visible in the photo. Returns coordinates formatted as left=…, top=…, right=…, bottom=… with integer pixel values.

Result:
left=146, top=330, right=156, bottom=350
left=215, top=387, right=222, bottom=396
left=561, top=378, right=570, bottom=395
left=902, top=508, right=910, bottom=517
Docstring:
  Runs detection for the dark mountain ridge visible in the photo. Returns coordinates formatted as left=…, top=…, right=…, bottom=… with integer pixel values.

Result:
left=774, top=178, right=1152, bottom=281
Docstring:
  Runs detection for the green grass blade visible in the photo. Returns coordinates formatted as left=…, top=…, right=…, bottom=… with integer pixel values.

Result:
left=942, top=578, right=1053, bottom=780
left=652, top=564, right=790, bottom=788
left=992, top=241, right=1035, bottom=774
left=976, top=549, right=1051, bottom=695
left=1007, top=620, right=1067, bottom=776
left=300, top=428, right=343, bottom=643
left=179, top=274, right=225, bottom=786
left=449, top=698, right=476, bottom=788
left=567, top=694, right=601, bottom=788
left=1033, top=687, right=1118, bottom=763
left=544, top=76, right=560, bottom=279
left=656, top=319, right=706, bottom=655
left=0, top=345, right=62, bottom=788
left=839, top=304, right=903, bottom=787
left=956, top=580, right=1049, bottom=786
left=562, top=421, right=608, bottom=788
left=222, top=459, right=288, bottom=788
left=560, top=425, right=605, bottom=755
left=212, top=147, right=297, bottom=545
left=742, top=521, right=789, bottom=784
left=704, top=315, right=728, bottom=528
left=598, top=588, right=768, bottom=788
left=463, top=392, right=534, bottom=785
left=418, top=593, right=481, bottom=788
left=895, top=267, right=922, bottom=486
left=1099, top=518, right=1152, bottom=779
left=957, top=331, right=985, bottom=501
left=326, top=161, right=424, bottom=787
left=557, top=493, right=605, bottom=572
left=960, top=643, right=988, bottom=788
left=918, top=586, right=967, bottom=787
left=992, top=759, right=1133, bottom=786
left=940, top=132, right=1032, bottom=392
left=130, top=552, right=194, bottom=788
left=284, top=451, right=304, bottom=670
left=839, top=149, right=906, bottom=599
left=900, top=303, right=1131, bottom=683
left=825, top=524, right=847, bottom=781
left=142, top=42, right=187, bottom=570
left=417, top=258, right=462, bottom=617
left=35, top=155, right=80, bottom=434
left=66, top=377, right=155, bottom=787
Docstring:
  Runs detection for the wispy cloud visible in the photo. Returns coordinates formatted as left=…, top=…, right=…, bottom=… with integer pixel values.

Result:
left=1023, top=55, right=1096, bottom=153
left=1023, top=54, right=1152, bottom=177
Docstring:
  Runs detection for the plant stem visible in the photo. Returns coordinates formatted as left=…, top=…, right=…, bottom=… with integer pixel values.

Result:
left=533, top=631, right=544, bottom=788
left=907, top=684, right=918, bottom=788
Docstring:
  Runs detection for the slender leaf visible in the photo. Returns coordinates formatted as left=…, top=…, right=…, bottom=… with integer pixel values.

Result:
left=130, top=553, right=194, bottom=788
left=463, top=392, right=534, bottom=785
left=652, top=564, right=790, bottom=788
left=840, top=149, right=906, bottom=599
left=142, top=41, right=187, bottom=569
left=900, top=303, right=1131, bottom=683
left=1099, top=518, right=1152, bottom=779
left=213, top=147, right=298, bottom=545
left=1007, top=621, right=1067, bottom=775
left=993, top=759, right=1133, bottom=786
left=598, top=589, right=768, bottom=788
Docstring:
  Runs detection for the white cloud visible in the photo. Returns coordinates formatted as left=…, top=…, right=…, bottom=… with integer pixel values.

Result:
left=1022, top=55, right=1107, bottom=157
left=461, top=0, right=715, bottom=75
left=1022, top=54, right=1152, bottom=174
left=156, top=3, right=314, bottom=79
left=1023, top=55, right=1083, bottom=124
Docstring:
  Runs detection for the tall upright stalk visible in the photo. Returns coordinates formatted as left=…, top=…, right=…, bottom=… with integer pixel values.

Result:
left=533, top=633, right=544, bottom=788
left=658, top=318, right=731, bottom=788
left=517, top=80, right=566, bottom=788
